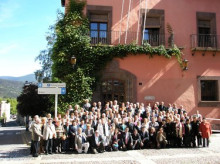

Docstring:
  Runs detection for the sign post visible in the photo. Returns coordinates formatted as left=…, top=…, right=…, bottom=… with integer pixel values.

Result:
left=38, top=83, right=66, bottom=118
left=55, top=94, right=58, bottom=118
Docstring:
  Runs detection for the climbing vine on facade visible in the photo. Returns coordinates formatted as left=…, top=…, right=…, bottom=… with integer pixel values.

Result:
left=37, top=0, right=182, bottom=113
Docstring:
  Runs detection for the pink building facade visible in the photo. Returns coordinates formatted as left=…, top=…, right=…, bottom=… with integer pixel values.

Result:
left=62, top=0, right=220, bottom=119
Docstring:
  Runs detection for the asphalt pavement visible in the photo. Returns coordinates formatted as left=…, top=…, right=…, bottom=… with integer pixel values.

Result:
left=0, top=120, right=220, bottom=164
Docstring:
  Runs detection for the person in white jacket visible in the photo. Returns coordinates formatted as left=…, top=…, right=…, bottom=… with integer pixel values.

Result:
left=97, top=118, right=110, bottom=147
left=43, top=118, right=56, bottom=155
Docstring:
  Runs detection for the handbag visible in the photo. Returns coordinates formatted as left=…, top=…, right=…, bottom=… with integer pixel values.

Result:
left=61, top=134, right=66, bottom=140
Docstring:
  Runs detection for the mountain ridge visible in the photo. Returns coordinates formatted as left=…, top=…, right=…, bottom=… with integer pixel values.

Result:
left=0, top=79, right=23, bottom=98
left=0, top=74, right=36, bottom=82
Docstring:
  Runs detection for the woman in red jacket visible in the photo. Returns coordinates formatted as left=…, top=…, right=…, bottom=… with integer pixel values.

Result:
left=199, top=118, right=212, bottom=147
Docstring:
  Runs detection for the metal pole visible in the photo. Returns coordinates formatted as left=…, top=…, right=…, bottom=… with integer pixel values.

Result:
left=55, top=94, right=58, bottom=118
left=136, top=0, right=142, bottom=44
left=26, top=115, right=29, bottom=131
left=125, top=0, right=132, bottom=44
left=142, top=0, right=148, bottom=45
left=119, top=0, right=125, bottom=44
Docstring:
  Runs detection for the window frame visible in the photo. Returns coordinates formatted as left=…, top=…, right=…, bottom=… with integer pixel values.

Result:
left=197, top=76, right=220, bottom=107
left=143, top=28, right=160, bottom=46
left=90, top=22, right=108, bottom=44
left=87, top=5, right=112, bottom=45
left=141, top=9, right=165, bottom=46
left=196, top=12, right=217, bottom=48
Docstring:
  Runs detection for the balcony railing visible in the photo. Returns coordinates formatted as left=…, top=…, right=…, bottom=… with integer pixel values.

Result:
left=90, top=31, right=173, bottom=47
left=191, top=34, right=219, bottom=49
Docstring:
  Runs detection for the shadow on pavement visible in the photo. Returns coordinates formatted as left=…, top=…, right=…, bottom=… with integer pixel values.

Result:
left=0, top=147, right=30, bottom=158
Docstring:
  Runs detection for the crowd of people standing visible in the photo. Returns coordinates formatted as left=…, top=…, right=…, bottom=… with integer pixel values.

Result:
left=29, top=100, right=212, bottom=157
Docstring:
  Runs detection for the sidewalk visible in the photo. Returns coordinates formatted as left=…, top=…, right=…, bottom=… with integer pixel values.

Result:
left=0, top=134, right=220, bottom=164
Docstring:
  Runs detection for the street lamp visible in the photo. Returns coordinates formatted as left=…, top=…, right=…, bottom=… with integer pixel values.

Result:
left=182, top=59, right=189, bottom=71
left=70, top=55, right=77, bottom=69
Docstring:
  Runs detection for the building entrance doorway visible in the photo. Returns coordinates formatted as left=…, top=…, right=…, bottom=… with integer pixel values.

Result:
left=101, top=79, right=125, bottom=104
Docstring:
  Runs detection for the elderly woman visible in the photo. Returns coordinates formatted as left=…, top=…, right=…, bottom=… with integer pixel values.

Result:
left=175, top=118, right=183, bottom=147
left=43, top=118, right=56, bottom=155
left=199, top=117, right=212, bottom=147
left=39, top=117, right=47, bottom=154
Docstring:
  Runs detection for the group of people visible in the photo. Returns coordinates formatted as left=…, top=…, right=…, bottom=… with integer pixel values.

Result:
left=29, top=100, right=212, bottom=157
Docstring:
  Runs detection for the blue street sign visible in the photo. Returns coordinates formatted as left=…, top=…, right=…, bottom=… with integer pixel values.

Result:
left=38, top=83, right=42, bottom=88
left=38, top=83, right=66, bottom=88
left=61, top=88, right=66, bottom=95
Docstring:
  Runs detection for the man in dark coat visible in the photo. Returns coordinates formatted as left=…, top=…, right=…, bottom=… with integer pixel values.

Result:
left=158, top=102, right=167, bottom=111
left=122, top=127, right=133, bottom=151
left=126, top=118, right=134, bottom=134
left=90, top=130, right=104, bottom=153
left=184, top=118, right=192, bottom=147
left=164, top=117, right=176, bottom=147
left=132, top=129, right=141, bottom=149
left=69, top=120, right=78, bottom=150
left=63, top=121, right=71, bottom=152
left=191, top=115, right=200, bottom=147
left=140, top=126, right=149, bottom=148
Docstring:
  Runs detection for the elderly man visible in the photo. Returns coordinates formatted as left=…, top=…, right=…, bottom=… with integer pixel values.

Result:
left=85, top=124, right=94, bottom=146
left=83, top=99, right=91, bottom=111
left=122, top=127, right=133, bottom=151
left=69, top=120, right=78, bottom=151
left=75, top=128, right=90, bottom=153
left=140, top=126, right=149, bottom=148
left=91, top=130, right=104, bottom=154
left=31, top=118, right=43, bottom=157
left=29, top=115, right=39, bottom=154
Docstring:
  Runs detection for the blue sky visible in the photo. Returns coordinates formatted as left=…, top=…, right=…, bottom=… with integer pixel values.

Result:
left=0, top=0, right=64, bottom=76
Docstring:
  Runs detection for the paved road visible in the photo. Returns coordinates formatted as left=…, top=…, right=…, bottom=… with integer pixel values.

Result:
left=0, top=120, right=28, bottom=145
left=0, top=120, right=220, bottom=164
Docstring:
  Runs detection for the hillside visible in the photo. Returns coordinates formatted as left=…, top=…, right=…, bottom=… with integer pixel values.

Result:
left=0, top=74, right=36, bottom=82
left=0, top=79, right=23, bottom=98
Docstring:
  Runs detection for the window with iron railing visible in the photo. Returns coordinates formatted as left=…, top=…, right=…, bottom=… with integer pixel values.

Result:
left=195, top=15, right=218, bottom=48
left=198, top=26, right=215, bottom=47
left=90, top=22, right=108, bottom=44
left=143, top=28, right=164, bottom=46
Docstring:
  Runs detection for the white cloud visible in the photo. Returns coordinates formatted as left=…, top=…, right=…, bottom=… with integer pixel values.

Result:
left=0, top=56, right=41, bottom=76
left=0, top=43, right=19, bottom=55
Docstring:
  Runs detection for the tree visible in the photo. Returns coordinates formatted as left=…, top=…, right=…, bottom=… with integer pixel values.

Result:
left=58, top=68, right=93, bottom=110
left=34, top=26, right=55, bottom=83
left=17, top=84, right=53, bottom=117
left=6, top=98, right=17, bottom=115
left=0, top=98, right=17, bottom=115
